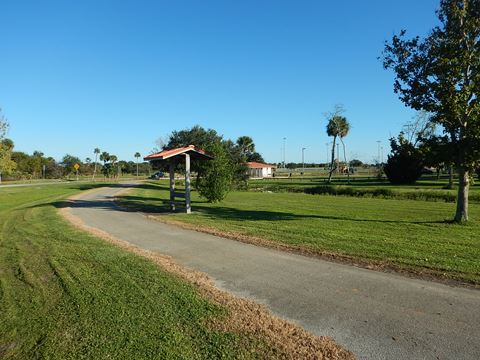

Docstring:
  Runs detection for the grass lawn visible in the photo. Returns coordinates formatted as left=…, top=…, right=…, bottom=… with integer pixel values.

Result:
left=119, top=181, right=480, bottom=285
left=0, top=184, right=276, bottom=359
left=249, top=176, right=480, bottom=203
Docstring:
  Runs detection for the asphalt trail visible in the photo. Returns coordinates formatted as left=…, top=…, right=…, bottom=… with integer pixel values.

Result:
left=68, top=184, right=480, bottom=360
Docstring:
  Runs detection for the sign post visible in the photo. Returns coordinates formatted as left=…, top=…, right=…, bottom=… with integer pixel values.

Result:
left=74, top=163, right=80, bottom=181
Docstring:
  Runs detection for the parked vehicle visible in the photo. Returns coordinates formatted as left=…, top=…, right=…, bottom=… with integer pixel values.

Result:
left=150, top=171, right=165, bottom=179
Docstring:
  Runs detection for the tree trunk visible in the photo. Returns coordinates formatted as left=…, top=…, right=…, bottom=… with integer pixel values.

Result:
left=340, top=137, right=349, bottom=184
left=447, top=165, right=453, bottom=189
left=92, top=154, right=98, bottom=181
left=327, top=137, right=337, bottom=183
left=454, top=168, right=469, bottom=222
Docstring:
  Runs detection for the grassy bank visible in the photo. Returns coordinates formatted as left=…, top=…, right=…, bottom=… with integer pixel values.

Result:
left=119, top=182, right=480, bottom=285
left=1, top=184, right=320, bottom=359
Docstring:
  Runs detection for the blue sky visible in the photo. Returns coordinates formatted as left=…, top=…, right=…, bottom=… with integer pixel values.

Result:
left=2, top=0, right=440, bottom=163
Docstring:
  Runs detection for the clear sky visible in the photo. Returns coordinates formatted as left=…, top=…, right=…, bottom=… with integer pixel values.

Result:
left=2, top=0, right=441, bottom=164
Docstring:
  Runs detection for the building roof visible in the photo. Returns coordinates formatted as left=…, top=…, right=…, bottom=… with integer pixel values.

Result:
left=247, top=162, right=277, bottom=169
left=144, top=145, right=214, bottom=161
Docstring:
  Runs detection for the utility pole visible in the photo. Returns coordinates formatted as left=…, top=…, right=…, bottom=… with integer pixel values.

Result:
left=302, top=147, right=306, bottom=180
left=377, top=140, right=381, bottom=164
left=283, top=137, right=286, bottom=168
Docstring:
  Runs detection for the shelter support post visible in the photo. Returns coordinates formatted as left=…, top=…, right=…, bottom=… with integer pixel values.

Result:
left=185, top=153, right=191, bottom=214
left=169, top=160, right=175, bottom=211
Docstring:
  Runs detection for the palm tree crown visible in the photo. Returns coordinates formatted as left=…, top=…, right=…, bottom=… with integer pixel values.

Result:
left=326, top=116, right=350, bottom=139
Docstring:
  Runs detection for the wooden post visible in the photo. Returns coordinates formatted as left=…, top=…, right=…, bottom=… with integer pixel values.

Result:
left=169, top=160, right=175, bottom=211
left=185, top=153, right=191, bottom=214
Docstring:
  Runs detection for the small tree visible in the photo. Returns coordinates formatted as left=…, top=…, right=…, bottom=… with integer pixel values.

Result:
left=134, top=152, right=141, bottom=177
left=0, top=139, right=16, bottom=183
left=196, top=141, right=233, bottom=202
left=0, top=110, right=16, bottom=183
left=384, top=133, right=424, bottom=185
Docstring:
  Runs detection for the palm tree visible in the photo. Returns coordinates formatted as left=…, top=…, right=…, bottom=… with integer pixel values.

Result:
left=92, top=148, right=100, bottom=181
left=109, top=155, right=118, bottom=179
left=236, top=136, right=255, bottom=158
left=85, top=157, right=91, bottom=173
left=99, top=151, right=110, bottom=180
left=326, top=115, right=350, bottom=183
left=100, top=151, right=110, bottom=164
left=134, top=152, right=141, bottom=177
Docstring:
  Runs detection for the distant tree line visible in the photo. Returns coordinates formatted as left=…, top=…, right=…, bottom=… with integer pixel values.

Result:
left=0, top=139, right=151, bottom=181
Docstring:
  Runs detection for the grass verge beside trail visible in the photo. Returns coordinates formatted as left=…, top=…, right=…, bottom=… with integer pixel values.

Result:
left=0, top=184, right=351, bottom=359
left=118, top=182, right=480, bottom=286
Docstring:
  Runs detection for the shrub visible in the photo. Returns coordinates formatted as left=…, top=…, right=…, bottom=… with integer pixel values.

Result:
left=383, top=133, right=424, bottom=185
left=196, top=141, right=233, bottom=202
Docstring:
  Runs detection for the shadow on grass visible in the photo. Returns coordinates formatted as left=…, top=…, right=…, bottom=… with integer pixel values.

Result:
left=27, top=181, right=453, bottom=225
left=69, top=182, right=167, bottom=192
left=187, top=204, right=450, bottom=225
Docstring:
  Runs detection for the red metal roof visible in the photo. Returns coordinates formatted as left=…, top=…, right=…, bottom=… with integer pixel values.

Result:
left=144, top=145, right=213, bottom=161
left=247, top=162, right=277, bottom=169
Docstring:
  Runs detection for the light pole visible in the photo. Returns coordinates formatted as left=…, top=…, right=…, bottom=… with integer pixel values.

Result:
left=376, top=141, right=381, bottom=164
left=381, top=146, right=384, bottom=164
left=302, top=147, right=306, bottom=180
left=325, top=142, right=329, bottom=164
left=283, top=137, right=286, bottom=168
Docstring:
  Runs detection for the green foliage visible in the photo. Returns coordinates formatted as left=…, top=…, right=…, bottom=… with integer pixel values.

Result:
left=0, top=139, right=16, bottom=178
left=102, top=163, right=115, bottom=178
left=384, top=133, right=424, bottom=185
left=236, top=136, right=264, bottom=163
left=247, top=151, right=265, bottom=163
left=163, top=125, right=263, bottom=190
left=196, top=141, right=234, bottom=202
left=0, top=111, right=16, bottom=179
left=350, top=159, right=363, bottom=167
left=326, top=115, right=350, bottom=139
left=166, top=125, right=223, bottom=150
left=224, top=139, right=249, bottom=190
left=383, top=0, right=480, bottom=220
left=61, top=154, right=82, bottom=173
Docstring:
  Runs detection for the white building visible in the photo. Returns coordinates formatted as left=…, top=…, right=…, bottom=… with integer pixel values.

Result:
left=247, top=162, right=276, bottom=178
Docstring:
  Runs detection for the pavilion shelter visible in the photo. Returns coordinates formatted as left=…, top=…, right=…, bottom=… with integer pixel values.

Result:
left=144, top=145, right=213, bottom=214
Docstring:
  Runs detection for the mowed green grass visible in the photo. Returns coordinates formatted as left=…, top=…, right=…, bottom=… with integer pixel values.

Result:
left=0, top=184, right=270, bottom=359
left=249, top=176, right=480, bottom=201
left=121, top=182, right=480, bottom=284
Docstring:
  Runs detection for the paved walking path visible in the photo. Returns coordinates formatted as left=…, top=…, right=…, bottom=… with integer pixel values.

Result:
left=67, top=184, right=480, bottom=360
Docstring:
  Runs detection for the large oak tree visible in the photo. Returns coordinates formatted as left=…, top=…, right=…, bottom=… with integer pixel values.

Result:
left=383, top=0, right=480, bottom=222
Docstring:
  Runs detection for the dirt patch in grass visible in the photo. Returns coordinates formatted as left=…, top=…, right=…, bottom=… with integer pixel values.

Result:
left=59, top=194, right=354, bottom=360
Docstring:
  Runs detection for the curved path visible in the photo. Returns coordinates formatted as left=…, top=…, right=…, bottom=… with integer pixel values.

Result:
left=67, top=184, right=480, bottom=360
